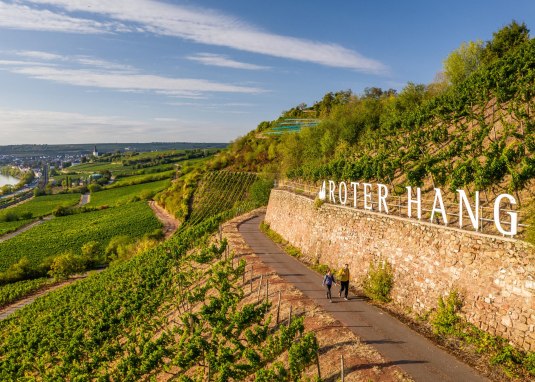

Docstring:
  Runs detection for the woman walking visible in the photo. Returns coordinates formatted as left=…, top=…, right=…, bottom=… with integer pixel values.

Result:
left=322, top=269, right=336, bottom=302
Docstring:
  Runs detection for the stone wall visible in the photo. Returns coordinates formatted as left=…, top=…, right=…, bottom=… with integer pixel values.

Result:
left=265, top=189, right=535, bottom=352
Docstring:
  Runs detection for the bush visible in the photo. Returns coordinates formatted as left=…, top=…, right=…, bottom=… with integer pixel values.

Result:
left=0, top=257, right=42, bottom=284
left=524, top=352, right=535, bottom=376
left=249, top=178, right=274, bottom=207
left=81, top=241, right=103, bottom=268
left=88, top=183, right=102, bottom=193
left=53, top=205, right=72, bottom=217
left=362, top=258, right=394, bottom=302
left=431, top=289, right=463, bottom=335
left=48, top=252, right=85, bottom=280
left=0, top=211, right=19, bottom=222
left=313, top=196, right=324, bottom=209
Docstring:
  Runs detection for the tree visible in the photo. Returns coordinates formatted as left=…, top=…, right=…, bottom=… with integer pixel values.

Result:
left=443, top=40, right=484, bottom=85
left=482, top=20, right=530, bottom=63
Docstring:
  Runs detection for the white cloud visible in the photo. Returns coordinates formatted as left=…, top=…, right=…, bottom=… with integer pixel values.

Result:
left=1, top=50, right=265, bottom=95
left=0, top=107, right=239, bottom=144
left=0, top=2, right=128, bottom=34
left=11, top=50, right=137, bottom=72
left=18, top=0, right=387, bottom=73
left=186, top=53, right=269, bottom=70
left=10, top=65, right=263, bottom=93
left=14, top=50, right=64, bottom=61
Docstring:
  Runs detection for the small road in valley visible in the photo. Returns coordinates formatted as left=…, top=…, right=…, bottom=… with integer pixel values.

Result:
left=238, top=214, right=489, bottom=382
left=149, top=201, right=179, bottom=238
left=0, top=216, right=52, bottom=243
left=79, top=193, right=90, bottom=206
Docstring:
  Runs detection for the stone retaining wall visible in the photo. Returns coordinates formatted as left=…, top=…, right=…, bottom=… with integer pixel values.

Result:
left=265, top=189, right=535, bottom=352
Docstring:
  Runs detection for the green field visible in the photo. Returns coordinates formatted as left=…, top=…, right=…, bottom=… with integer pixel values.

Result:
left=0, top=202, right=161, bottom=272
left=105, top=170, right=175, bottom=188
left=0, top=219, right=33, bottom=236
left=88, top=179, right=170, bottom=207
left=69, top=162, right=128, bottom=173
left=0, top=193, right=80, bottom=220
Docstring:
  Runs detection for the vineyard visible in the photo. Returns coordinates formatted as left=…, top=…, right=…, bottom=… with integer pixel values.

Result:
left=0, top=218, right=32, bottom=236
left=185, top=171, right=259, bottom=227
left=0, top=277, right=53, bottom=307
left=0, top=193, right=80, bottom=221
left=105, top=169, right=176, bottom=189
left=0, top=214, right=317, bottom=380
left=0, top=201, right=161, bottom=272
left=287, top=38, right=535, bottom=208
left=88, top=179, right=171, bottom=208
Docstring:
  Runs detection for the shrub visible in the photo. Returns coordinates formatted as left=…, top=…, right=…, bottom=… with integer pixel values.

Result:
left=48, top=252, right=85, bottom=280
left=249, top=178, right=274, bottom=207
left=88, top=183, right=102, bottom=193
left=105, top=235, right=131, bottom=261
left=53, top=205, right=72, bottom=217
left=313, top=196, right=324, bottom=209
left=524, top=352, right=535, bottom=376
left=431, top=289, right=463, bottom=335
left=362, top=258, right=394, bottom=302
left=81, top=241, right=103, bottom=267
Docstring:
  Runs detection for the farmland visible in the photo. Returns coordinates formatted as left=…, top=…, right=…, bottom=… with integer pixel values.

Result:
left=0, top=219, right=32, bottom=236
left=88, top=179, right=171, bottom=208
left=0, top=201, right=161, bottom=272
left=0, top=193, right=80, bottom=220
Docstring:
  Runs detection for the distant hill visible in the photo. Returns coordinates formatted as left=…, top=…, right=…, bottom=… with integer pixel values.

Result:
left=0, top=142, right=227, bottom=157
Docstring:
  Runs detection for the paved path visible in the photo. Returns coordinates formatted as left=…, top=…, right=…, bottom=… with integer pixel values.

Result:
left=149, top=201, right=179, bottom=238
left=0, top=270, right=104, bottom=321
left=239, top=215, right=489, bottom=382
left=0, top=216, right=51, bottom=243
left=0, top=282, right=66, bottom=320
left=79, top=193, right=91, bottom=206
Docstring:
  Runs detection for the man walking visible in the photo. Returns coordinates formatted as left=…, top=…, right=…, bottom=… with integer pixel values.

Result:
left=338, top=263, right=350, bottom=300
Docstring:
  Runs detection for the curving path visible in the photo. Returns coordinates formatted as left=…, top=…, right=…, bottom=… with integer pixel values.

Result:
left=239, top=214, right=489, bottom=382
left=149, top=201, right=179, bottom=238
left=0, top=216, right=52, bottom=243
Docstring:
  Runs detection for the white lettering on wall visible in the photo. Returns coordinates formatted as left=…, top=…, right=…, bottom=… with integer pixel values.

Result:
left=494, top=194, right=518, bottom=236
left=378, top=183, right=389, bottom=213
left=316, top=180, right=519, bottom=237
left=458, top=190, right=479, bottom=231
left=351, top=182, right=359, bottom=207
left=430, top=188, right=448, bottom=225
left=339, top=182, right=348, bottom=205
left=406, top=186, right=422, bottom=220
left=329, top=180, right=336, bottom=203
left=363, top=183, right=373, bottom=210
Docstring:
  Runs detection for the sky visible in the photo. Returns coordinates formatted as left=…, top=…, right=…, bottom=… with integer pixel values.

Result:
left=0, top=0, right=534, bottom=145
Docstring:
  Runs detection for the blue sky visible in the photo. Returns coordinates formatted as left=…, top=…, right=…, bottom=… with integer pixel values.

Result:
left=0, top=0, right=534, bottom=145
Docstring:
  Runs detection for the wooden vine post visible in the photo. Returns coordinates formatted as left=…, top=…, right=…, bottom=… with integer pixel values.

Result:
left=257, top=274, right=263, bottom=303
left=276, top=290, right=281, bottom=324
left=340, top=354, right=345, bottom=382
left=288, top=304, right=292, bottom=327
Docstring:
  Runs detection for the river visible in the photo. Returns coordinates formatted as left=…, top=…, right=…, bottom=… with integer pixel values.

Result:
left=0, top=174, right=20, bottom=187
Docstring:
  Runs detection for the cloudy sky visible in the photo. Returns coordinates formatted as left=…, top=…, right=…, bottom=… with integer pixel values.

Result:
left=0, top=0, right=534, bottom=144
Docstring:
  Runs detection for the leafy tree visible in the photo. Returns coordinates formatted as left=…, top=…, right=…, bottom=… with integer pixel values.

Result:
left=482, top=20, right=530, bottom=63
left=443, top=40, right=484, bottom=85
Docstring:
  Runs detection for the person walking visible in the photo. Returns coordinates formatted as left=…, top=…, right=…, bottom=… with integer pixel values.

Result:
left=322, top=269, right=336, bottom=302
left=338, top=263, right=350, bottom=300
